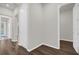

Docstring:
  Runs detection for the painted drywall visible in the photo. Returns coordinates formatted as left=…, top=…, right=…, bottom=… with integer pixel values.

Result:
left=60, top=9, right=73, bottom=42
left=11, top=7, right=20, bottom=42
left=18, top=4, right=29, bottom=49
left=18, top=3, right=59, bottom=51
left=73, top=4, right=79, bottom=54
left=11, top=16, right=18, bottom=42
left=27, top=4, right=43, bottom=51
left=11, top=8, right=19, bottom=42
left=18, top=3, right=43, bottom=51
left=27, top=3, right=59, bottom=50
left=43, top=4, right=59, bottom=49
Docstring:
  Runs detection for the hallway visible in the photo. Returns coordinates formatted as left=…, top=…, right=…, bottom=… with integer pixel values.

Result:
left=0, top=3, right=78, bottom=55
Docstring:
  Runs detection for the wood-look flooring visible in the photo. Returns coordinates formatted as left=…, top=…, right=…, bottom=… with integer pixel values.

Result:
left=29, top=40, right=78, bottom=55
left=0, top=39, right=29, bottom=55
left=0, top=40, right=78, bottom=55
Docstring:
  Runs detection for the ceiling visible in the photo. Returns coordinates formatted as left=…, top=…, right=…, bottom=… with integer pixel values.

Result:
left=41, top=3, right=64, bottom=6
left=0, top=3, right=20, bottom=11
left=0, top=3, right=74, bottom=12
left=60, top=3, right=75, bottom=12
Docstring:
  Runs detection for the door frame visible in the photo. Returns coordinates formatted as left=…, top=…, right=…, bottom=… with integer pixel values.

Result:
left=58, top=3, right=74, bottom=49
left=0, top=15, right=12, bottom=39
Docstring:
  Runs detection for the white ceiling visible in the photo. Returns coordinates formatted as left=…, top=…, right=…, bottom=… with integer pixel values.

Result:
left=0, top=3, right=74, bottom=12
left=41, top=3, right=64, bottom=6
left=0, top=3, right=20, bottom=11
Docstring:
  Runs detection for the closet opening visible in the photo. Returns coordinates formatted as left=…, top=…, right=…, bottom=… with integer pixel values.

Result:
left=59, top=3, right=75, bottom=53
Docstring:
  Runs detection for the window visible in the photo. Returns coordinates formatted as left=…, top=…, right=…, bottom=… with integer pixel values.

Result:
left=0, top=16, right=10, bottom=38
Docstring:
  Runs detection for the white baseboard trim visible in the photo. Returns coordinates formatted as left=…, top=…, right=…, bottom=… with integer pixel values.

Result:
left=18, top=42, right=28, bottom=51
left=73, top=45, right=79, bottom=54
left=27, top=43, right=60, bottom=52
left=60, top=39, right=73, bottom=42
left=27, top=43, right=44, bottom=52
left=18, top=42, right=43, bottom=52
left=18, top=43, right=60, bottom=52
left=44, top=43, right=60, bottom=49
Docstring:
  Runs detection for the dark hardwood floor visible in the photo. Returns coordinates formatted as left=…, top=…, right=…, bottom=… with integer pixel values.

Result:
left=0, top=40, right=78, bottom=55
left=0, top=40, right=29, bottom=55
left=29, top=40, right=78, bottom=55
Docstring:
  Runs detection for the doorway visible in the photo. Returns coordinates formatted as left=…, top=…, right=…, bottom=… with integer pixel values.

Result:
left=59, top=3, right=76, bottom=53
left=0, top=15, right=12, bottom=39
left=0, top=15, right=13, bottom=54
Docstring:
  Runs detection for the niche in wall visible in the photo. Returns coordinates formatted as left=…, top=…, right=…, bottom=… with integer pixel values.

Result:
left=60, top=4, right=74, bottom=42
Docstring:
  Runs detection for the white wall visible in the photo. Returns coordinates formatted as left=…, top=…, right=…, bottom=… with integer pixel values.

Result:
left=28, top=3, right=59, bottom=50
left=18, top=4, right=29, bottom=49
left=18, top=3, right=43, bottom=51
left=60, top=9, right=73, bottom=42
left=18, top=3, right=59, bottom=51
left=11, top=8, right=19, bottom=42
left=11, top=16, right=18, bottom=42
left=43, top=4, right=59, bottom=49
left=73, top=4, right=79, bottom=54
left=27, top=4, right=43, bottom=51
